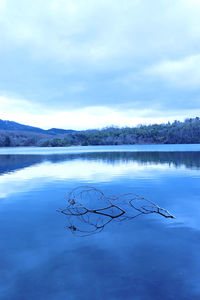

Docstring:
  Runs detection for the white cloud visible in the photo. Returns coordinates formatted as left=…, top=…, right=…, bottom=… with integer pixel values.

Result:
left=0, top=0, right=200, bottom=125
left=1, top=0, right=200, bottom=69
left=1, top=94, right=200, bottom=129
left=0, top=0, right=6, bottom=12
left=146, top=54, right=200, bottom=89
left=0, top=96, right=147, bottom=129
left=0, top=95, right=42, bottom=114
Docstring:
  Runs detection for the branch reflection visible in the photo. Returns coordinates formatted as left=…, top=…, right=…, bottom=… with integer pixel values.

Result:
left=58, top=186, right=175, bottom=236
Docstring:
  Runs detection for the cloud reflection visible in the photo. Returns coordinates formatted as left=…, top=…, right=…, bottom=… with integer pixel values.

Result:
left=0, top=157, right=199, bottom=199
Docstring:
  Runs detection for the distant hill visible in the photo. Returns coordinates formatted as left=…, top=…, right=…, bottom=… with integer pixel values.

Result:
left=0, top=119, right=46, bottom=134
left=0, top=119, right=75, bottom=135
left=46, top=128, right=75, bottom=135
left=0, top=117, right=200, bottom=147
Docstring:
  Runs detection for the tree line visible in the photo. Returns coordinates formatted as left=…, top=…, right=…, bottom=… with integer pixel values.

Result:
left=0, top=117, right=200, bottom=147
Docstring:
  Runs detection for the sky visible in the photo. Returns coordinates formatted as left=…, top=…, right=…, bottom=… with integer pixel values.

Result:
left=0, top=0, right=200, bottom=130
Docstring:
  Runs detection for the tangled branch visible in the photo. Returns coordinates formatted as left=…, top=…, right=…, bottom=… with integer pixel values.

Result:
left=58, top=186, right=175, bottom=236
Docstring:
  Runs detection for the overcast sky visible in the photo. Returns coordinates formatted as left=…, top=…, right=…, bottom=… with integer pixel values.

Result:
left=0, top=0, right=200, bottom=129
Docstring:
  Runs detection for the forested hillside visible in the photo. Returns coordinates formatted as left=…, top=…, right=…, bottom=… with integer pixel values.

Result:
left=0, top=117, right=200, bottom=147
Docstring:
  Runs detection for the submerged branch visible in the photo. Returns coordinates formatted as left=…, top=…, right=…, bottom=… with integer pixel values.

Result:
left=58, top=186, right=175, bottom=236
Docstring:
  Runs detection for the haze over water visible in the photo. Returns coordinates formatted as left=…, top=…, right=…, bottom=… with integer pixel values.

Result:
left=0, top=145, right=200, bottom=300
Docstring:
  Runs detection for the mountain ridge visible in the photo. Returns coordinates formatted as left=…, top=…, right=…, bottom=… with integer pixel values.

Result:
left=0, top=119, right=75, bottom=135
left=0, top=117, right=200, bottom=147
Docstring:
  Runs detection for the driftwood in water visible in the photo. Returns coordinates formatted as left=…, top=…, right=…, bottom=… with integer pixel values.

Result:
left=58, top=186, right=175, bottom=236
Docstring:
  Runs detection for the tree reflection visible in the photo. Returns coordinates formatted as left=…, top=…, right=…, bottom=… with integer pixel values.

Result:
left=58, top=186, right=175, bottom=236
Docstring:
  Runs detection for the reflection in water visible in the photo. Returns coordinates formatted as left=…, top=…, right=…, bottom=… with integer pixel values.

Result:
left=1, top=148, right=200, bottom=300
left=59, top=186, right=175, bottom=236
left=0, top=151, right=200, bottom=177
left=1, top=152, right=200, bottom=200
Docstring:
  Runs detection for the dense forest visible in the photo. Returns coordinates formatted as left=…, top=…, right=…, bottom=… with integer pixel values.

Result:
left=0, top=117, right=200, bottom=147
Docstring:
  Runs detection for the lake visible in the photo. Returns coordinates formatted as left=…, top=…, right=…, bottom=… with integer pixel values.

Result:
left=0, top=144, right=200, bottom=300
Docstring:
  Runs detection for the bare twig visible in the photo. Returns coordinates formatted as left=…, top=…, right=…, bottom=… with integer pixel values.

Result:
left=58, top=186, right=175, bottom=236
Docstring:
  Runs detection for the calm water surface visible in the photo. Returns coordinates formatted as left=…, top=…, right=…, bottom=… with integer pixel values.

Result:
left=0, top=145, right=200, bottom=300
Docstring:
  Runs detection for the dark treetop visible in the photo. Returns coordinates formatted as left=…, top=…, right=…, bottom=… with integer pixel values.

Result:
left=0, top=117, right=200, bottom=147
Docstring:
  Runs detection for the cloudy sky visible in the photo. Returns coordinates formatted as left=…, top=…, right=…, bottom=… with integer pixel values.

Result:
left=0, top=0, right=200, bottom=129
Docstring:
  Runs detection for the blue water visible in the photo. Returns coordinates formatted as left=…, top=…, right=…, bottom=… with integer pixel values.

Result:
left=0, top=143, right=200, bottom=155
left=0, top=145, right=200, bottom=299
